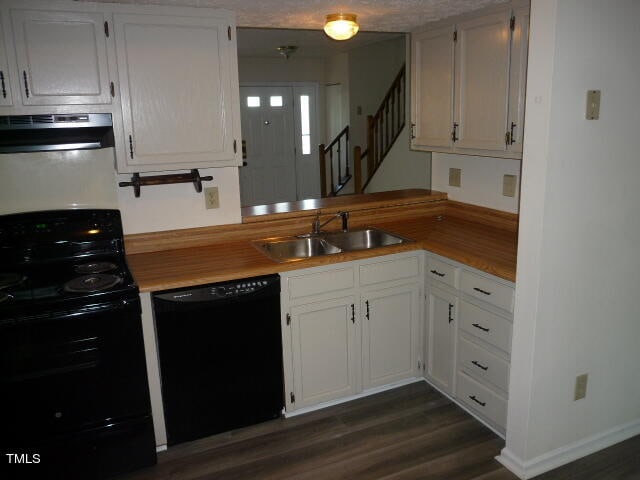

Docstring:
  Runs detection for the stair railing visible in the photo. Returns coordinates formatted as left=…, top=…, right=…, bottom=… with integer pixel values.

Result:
left=318, top=125, right=350, bottom=197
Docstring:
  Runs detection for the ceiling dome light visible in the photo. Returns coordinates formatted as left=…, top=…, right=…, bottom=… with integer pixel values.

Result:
left=324, top=13, right=359, bottom=41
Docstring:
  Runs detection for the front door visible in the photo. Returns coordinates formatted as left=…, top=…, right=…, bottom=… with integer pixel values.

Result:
left=239, top=86, right=297, bottom=206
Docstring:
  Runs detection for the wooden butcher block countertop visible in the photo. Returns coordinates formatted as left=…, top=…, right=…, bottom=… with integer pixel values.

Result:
left=125, top=190, right=518, bottom=292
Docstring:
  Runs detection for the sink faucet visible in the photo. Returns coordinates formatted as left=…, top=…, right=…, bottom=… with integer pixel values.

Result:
left=312, top=211, right=349, bottom=235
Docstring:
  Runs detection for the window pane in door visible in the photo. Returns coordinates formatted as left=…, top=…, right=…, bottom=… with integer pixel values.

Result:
left=270, top=96, right=283, bottom=107
left=300, top=95, right=311, bottom=154
left=247, top=96, right=260, bottom=107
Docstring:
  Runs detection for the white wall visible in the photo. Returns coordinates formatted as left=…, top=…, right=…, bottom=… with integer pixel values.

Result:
left=116, top=167, right=241, bottom=234
left=431, top=153, right=521, bottom=213
left=500, top=1, right=640, bottom=477
left=325, top=52, right=350, bottom=142
left=238, top=56, right=326, bottom=84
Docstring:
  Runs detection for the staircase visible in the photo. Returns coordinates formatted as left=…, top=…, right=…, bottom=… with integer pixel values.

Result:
left=319, top=64, right=406, bottom=197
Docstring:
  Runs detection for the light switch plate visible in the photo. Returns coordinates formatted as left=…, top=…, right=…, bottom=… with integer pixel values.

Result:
left=449, top=168, right=461, bottom=187
left=204, top=187, right=220, bottom=209
left=574, top=373, right=588, bottom=400
left=503, top=174, right=517, bottom=197
left=586, top=90, right=600, bottom=120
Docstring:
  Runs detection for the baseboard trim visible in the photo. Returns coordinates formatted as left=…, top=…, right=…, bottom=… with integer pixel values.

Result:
left=283, top=377, right=423, bottom=418
left=155, top=444, right=167, bottom=453
left=496, top=417, right=640, bottom=479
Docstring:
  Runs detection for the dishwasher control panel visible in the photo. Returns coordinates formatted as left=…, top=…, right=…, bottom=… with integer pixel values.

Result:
left=154, top=275, right=279, bottom=303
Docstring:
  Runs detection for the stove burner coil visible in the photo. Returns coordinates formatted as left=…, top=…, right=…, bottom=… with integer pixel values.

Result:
left=0, top=273, right=26, bottom=290
left=64, top=274, right=122, bottom=293
left=74, top=262, right=118, bottom=274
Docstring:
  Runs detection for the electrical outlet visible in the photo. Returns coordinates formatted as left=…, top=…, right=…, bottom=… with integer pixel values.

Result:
left=574, top=373, right=588, bottom=400
left=503, top=174, right=517, bottom=197
left=449, top=168, right=461, bottom=187
left=204, top=187, right=220, bottom=209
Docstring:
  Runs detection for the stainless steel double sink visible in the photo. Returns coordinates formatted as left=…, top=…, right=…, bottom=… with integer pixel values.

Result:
left=253, top=228, right=412, bottom=263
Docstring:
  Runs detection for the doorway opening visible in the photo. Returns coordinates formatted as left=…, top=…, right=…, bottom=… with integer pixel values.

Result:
left=239, top=83, right=320, bottom=207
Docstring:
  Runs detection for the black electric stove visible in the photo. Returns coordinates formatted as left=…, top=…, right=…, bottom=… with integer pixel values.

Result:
left=0, top=210, right=156, bottom=479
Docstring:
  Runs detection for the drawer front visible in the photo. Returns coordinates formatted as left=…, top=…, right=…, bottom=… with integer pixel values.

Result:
left=360, top=255, right=420, bottom=286
left=460, top=270, right=514, bottom=312
left=457, top=372, right=507, bottom=429
left=458, top=337, right=509, bottom=392
left=287, top=267, right=355, bottom=299
left=427, top=257, right=459, bottom=288
left=460, top=301, right=512, bottom=354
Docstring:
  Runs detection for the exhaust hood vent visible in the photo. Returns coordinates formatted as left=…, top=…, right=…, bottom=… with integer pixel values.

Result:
left=0, top=113, right=114, bottom=153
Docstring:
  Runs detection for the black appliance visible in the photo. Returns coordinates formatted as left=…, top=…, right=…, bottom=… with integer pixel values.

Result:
left=0, top=209, right=156, bottom=479
left=153, top=275, right=284, bottom=446
left=0, top=113, right=115, bottom=153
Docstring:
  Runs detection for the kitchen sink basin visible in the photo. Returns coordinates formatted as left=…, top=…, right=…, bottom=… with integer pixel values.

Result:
left=254, top=228, right=412, bottom=263
left=321, top=228, right=410, bottom=251
left=254, top=237, right=342, bottom=262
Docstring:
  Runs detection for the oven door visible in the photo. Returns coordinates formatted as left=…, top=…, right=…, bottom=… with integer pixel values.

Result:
left=0, top=295, right=151, bottom=444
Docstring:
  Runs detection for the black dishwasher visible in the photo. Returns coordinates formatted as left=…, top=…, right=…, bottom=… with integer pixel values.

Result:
left=153, top=274, right=283, bottom=446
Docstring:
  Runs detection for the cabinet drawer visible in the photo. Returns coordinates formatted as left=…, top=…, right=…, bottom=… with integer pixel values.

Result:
left=427, top=257, right=459, bottom=288
left=458, top=337, right=509, bottom=392
left=287, top=267, right=355, bottom=299
left=460, top=301, right=512, bottom=354
left=460, top=271, right=514, bottom=312
left=457, top=372, right=507, bottom=429
left=360, top=255, right=420, bottom=286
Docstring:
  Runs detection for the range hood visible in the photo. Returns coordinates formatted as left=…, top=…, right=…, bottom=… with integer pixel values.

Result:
left=0, top=114, right=114, bottom=153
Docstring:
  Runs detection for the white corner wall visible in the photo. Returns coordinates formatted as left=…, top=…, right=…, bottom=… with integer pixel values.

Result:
left=500, top=0, right=640, bottom=477
left=431, top=153, right=521, bottom=213
left=117, top=167, right=241, bottom=234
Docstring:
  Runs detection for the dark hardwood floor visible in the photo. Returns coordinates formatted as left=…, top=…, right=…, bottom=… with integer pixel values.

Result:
left=117, top=382, right=640, bottom=480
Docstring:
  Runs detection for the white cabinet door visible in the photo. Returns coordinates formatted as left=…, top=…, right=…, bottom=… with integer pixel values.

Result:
left=289, top=296, right=359, bottom=409
left=506, top=7, right=530, bottom=154
left=113, top=13, right=240, bottom=170
left=411, top=26, right=455, bottom=149
left=0, top=12, right=13, bottom=106
left=453, top=11, right=511, bottom=151
left=11, top=10, right=111, bottom=106
left=426, top=286, right=457, bottom=395
left=362, top=283, right=420, bottom=389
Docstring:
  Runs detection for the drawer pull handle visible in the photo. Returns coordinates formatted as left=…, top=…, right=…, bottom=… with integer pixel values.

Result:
left=448, top=303, right=454, bottom=323
left=471, top=360, right=488, bottom=371
left=469, top=395, right=486, bottom=407
left=23, top=70, right=30, bottom=98
left=473, top=287, right=492, bottom=296
left=430, top=269, right=445, bottom=277
left=365, top=300, right=370, bottom=320
left=351, top=304, right=355, bottom=324
left=472, top=323, right=490, bottom=332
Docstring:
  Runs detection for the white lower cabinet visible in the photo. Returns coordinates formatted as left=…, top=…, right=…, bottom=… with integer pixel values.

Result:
left=281, top=252, right=423, bottom=413
left=426, top=286, right=457, bottom=395
left=289, top=295, right=359, bottom=409
left=362, top=283, right=421, bottom=389
left=424, top=253, right=514, bottom=435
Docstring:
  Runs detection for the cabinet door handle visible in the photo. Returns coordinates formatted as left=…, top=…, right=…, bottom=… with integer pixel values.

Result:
left=469, top=395, right=486, bottom=407
left=451, top=122, right=459, bottom=142
left=448, top=303, right=454, bottom=323
left=471, top=360, right=488, bottom=371
left=22, top=70, right=30, bottom=98
left=430, top=269, right=445, bottom=277
left=0, top=71, right=6, bottom=98
left=129, top=135, right=134, bottom=159
left=365, top=300, right=370, bottom=320
left=509, top=122, right=517, bottom=145
left=351, top=304, right=355, bottom=324
left=472, top=323, right=490, bottom=332
left=473, top=287, right=492, bottom=296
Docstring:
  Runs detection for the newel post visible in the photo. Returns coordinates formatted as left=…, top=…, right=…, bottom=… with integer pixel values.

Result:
left=318, top=144, right=327, bottom=198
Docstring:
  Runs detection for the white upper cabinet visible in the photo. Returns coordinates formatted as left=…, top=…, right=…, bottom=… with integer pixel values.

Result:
left=506, top=6, right=530, bottom=154
left=11, top=9, right=112, bottom=105
left=113, top=13, right=241, bottom=171
left=411, top=2, right=530, bottom=159
left=0, top=12, right=13, bottom=106
left=453, top=12, right=511, bottom=151
left=411, top=26, right=455, bottom=149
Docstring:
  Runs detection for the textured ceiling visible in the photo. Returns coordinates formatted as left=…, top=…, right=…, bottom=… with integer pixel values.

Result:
left=85, top=0, right=509, bottom=32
